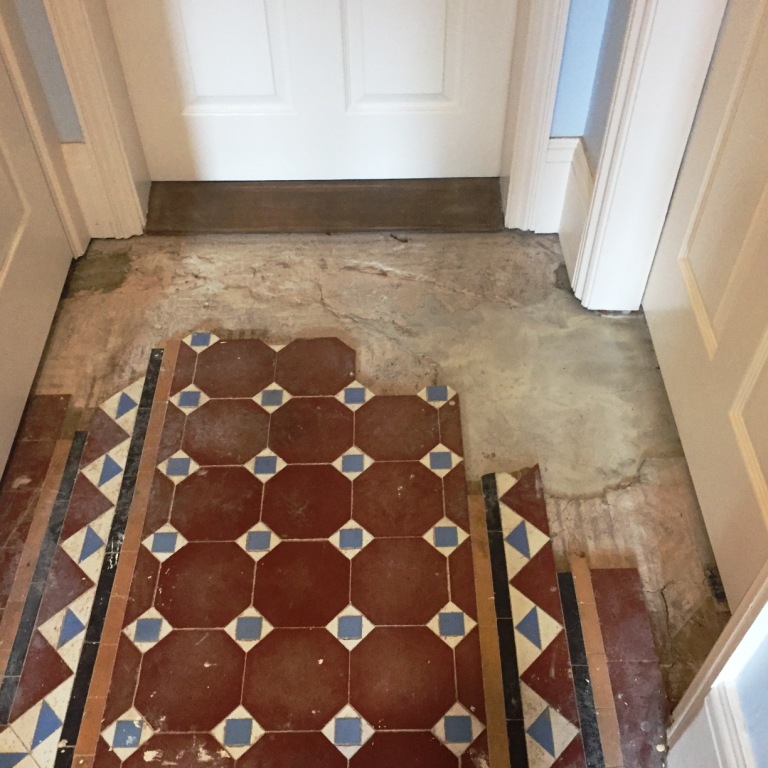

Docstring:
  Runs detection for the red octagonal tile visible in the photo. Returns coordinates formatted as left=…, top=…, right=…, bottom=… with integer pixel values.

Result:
left=253, top=541, right=349, bottom=627
left=262, top=464, right=351, bottom=539
left=243, top=628, right=348, bottom=730
left=239, top=732, right=346, bottom=768
left=125, top=734, right=233, bottom=768
left=353, top=461, right=443, bottom=536
left=275, top=338, right=355, bottom=396
left=350, top=731, right=457, bottom=768
left=351, top=538, right=448, bottom=625
left=135, top=630, right=244, bottom=732
left=182, top=399, right=269, bottom=465
left=195, top=339, right=276, bottom=398
left=156, top=542, right=254, bottom=628
left=171, top=466, right=262, bottom=540
left=269, top=398, right=353, bottom=463
left=350, top=627, right=455, bottom=729
left=355, top=396, right=439, bottom=461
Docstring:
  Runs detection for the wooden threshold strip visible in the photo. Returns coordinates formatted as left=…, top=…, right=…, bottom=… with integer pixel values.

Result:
left=145, top=178, right=504, bottom=235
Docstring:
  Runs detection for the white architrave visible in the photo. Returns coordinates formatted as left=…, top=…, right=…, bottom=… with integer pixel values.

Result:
left=0, top=4, right=88, bottom=255
left=44, top=0, right=149, bottom=239
left=501, top=0, right=571, bottom=231
left=572, top=0, right=727, bottom=311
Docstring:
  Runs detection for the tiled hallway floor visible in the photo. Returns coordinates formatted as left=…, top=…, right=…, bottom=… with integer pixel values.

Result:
left=0, top=333, right=673, bottom=768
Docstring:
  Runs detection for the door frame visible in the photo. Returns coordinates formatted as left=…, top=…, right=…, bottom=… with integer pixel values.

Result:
left=45, top=0, right=571, bottom=234
left=0, top=3, right=87, bottom=255
left=572, top=0, right=728, bottom=311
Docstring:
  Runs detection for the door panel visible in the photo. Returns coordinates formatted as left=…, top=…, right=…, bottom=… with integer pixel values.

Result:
left=0, top=49, right=72, bottom=473
left=106, top=0, right=516, bottom=180
left=644, top=0, right=768, bottom=606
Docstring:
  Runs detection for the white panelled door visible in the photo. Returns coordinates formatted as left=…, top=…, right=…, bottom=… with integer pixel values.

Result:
left=644, top=0, right=768, bottom=608
left=105, top=0, right=516, bottom=180
left=0, top=49, right=72, bottom=473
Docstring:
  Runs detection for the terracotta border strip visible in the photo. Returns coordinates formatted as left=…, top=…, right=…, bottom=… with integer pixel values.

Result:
left=571, top=555, right=624, bottom=768
left=72, top=342, right=179, bottom=768
left=0, top=436, right=74, bottom=676
left=469, top=494, right=511, bottom=768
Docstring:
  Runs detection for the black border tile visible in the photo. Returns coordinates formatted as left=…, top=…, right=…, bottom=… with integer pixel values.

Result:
left=0, top=432, right=86, bottom=722
left=558, top=572, right=605, bottom=768
left=482, top=473, right=528, bottom=768
left=56, top=349, right=163, bottom=762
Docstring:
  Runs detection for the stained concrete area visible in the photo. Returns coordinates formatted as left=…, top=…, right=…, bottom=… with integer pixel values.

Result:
left=37, top=231, right=728, bottom=706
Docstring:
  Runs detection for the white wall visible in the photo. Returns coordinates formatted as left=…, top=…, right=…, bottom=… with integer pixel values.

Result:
left=551, top=0, right=610, bottom=137
left=14, top=0, right=82, bottom=143
left=583, top=0, right=632, bottom=170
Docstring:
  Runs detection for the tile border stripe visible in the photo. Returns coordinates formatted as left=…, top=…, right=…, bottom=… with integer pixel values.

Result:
left=55, top=349, right=164, bottom=768
left=558, top=572, right=606, bottom=768
left=0, top=431, right=87, bottom=722
left=467, top=495, right=511, bottom=768
left=481, top=473, right=528, bottom=768
left=71, top=342, right=179, bottom=768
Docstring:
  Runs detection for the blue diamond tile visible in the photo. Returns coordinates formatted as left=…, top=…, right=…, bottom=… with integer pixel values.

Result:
left=527, top=708, right=555, bottom=756
left=178, top=390, right=201, bottom=408
left=98, top=454, right=123, bottom=487
left=434, top=526, right=459, bottom=548
left=238, top=524, right=279, bottom=562
left=322, top=707, right=373, bottom=756
left=429, top=601, right=476, bottom=647
left=336, top=382, right=372, bottom=411
left=421, top=444, right=461, bottom=477
left=224, top=719, right=252, bottom=747
left=342, top=454, right=364, bottom=473
left=0, top=754, right=27, bottom=768
left=334, top=718, right=361, bottom=746
left=166, top=457, right=190, bottom=477
left=516, top=607, right=542, bottom=649
left=424, top=518, right=468, bottom=555
left=79, top=526, right=105, bottom=562
left=344, top=388, right=366, bottom=404
left=113, top=720, right=142, bottom=749
left=426, top=385, right=448, bottom=402
left=236, top=616, right=263, bottom=641
left=134, top=618, right=162, bottom=643
left=444, top=715, right=472, bottom=744
left=255, top=456, right=277, bottom=474
left=151, top=532, right=177, bottom=553
left=338, top=615, right=363, bottom=640
left=213, top=707, right=263, bottom=757
left=32, top=701, right=62, bottom=748
left=333, top=449, right=371, bottom=477
left=226, top=608, right=272, bottom=650
left=430, top=451, right=453, bottom=470
left=58, top=609, right=86, bottom=648
left=340, top=528, right=363, bottom=549
left=143, top=525, right=187, bottom=562
left=116, top=392, right=138, bottom=419
left=438, top=612, right=465, bottom=637
left=102, top=708, right=152, bottom=757
left=247, top=531, right=270, bottom=551
left=506, top=521, right=531, bottom=558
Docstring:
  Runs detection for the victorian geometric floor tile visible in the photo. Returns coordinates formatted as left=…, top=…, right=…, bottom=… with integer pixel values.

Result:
left=0, top=353, right=161, bottom=768
left=2, top=335, right=501, bottom=768
left=483, top=468, right=593, bottom=768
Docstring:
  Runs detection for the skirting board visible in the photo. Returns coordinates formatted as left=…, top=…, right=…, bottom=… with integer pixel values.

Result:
left=559, top=138, right=594, bottom=279
left=531, top=136, right=580, bottom=234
